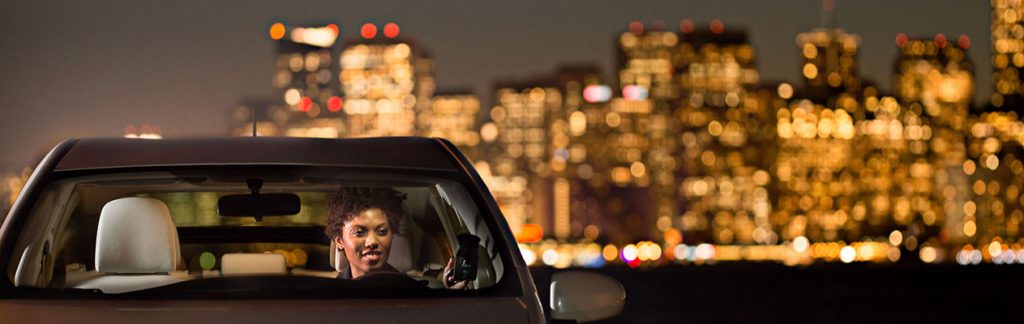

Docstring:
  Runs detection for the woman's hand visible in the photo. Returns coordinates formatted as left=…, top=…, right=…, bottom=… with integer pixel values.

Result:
left=443, top=257, right=469, bottom=290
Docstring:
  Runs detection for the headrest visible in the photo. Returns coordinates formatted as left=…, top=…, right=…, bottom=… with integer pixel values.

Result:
left=221, top=253, right=287, bottom=275
left=96, top=197, right=180, bottom=273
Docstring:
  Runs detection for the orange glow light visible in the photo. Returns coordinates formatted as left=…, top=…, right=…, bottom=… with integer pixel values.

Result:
left=327, top=23, right=339, bottom=36
left=360, top=23, right=377, bottom=39
left=663, top=229, right=683, bottom=246
left=516, top=224, right=544, bottom=243
left=383, top=23, right=400, bottom=38
left=896, top=33, right=908, bottom=47
left=269, top=23, right=286, bottom=40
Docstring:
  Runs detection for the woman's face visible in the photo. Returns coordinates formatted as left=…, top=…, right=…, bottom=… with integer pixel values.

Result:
left=334, top=207, right=393, bottom=278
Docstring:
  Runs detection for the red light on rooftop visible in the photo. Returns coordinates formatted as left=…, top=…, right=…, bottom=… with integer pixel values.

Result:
left=680, top=19, right=694, bottom=33
left=327, top=23, right=339, bottom=36
left=327, top=96, right=343, bottom=112
left=934, top=33, right=947, bottom=48
left=269, top=23, right=286, bottom=40
left=958, top=35, right=971, bottom=49
left=896, top=33, right=908, bottom=47
left=822, top=0, right=836, bottom=11
left=383, top=23, right=400, bottom=38
left=710, top=20, right=724, bottom=34
left=299, top=97, right=313, bottom=112
left=628, top=21, right=643, bottom=34
left=516, top=224, right=543, bottom=243
left=360, top=23, right=377, bottom=39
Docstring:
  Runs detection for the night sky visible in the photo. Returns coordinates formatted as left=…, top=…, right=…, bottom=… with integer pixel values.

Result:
left=0, top=0, right=989, bottom=171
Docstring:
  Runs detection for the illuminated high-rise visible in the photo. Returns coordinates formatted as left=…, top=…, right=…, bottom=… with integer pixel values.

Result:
left=484, top=82, right=562, bottom=238
left=960, top=0, right=1024, bottom=256
left=546, top=66, right=609, bottom=241
left=992, top=0, right=1024, bottom=109
left=963, top=112, right=1024, bottom=252
left=674, top=24, right=774, bottom=245
left=424, top=93, right=483, bottom=160
left=613, top=22, right=684, bottom=242
left=773, top=96, right=858, bottom=243
left=795, top=28, right=861, bottom=103
left=892, top=36, right=973, bottom=245
left=481, top=66, right=619, bottom=242
left=617, top=22, right=680, bottom=101
left=229, top=23, right=343, bottom=138
left=271, top=23, right=344, bottom=137
left=339, top=23, right=435, bottom=137
left=775, top=25, right=866, bottom=244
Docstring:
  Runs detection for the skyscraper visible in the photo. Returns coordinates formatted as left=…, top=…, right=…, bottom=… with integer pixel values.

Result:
left=992, top=0, right=1024, bottom=109
left=484, top=81, right=562, bottom=237
left=613, top=22, right=684, bottom=243
left=339, top=23, right=435, bottom=137
left=425, top=92, right=483, bottom=160
left=673, top=25, right=774, bottom=245
left=795, top=28, right=861, bottom=103
left=272, top=23, right=343, bottom=136
left=617, top=22, right=680, bottom=101
left=772, top=23, right=865, bottom=244
left=892, top=36, right=973, bottom=244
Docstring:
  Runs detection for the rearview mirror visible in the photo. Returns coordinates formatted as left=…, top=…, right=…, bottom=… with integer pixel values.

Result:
left=550, top=271, right=625, bottom=322
left=218, top=193, right=301, bottom=220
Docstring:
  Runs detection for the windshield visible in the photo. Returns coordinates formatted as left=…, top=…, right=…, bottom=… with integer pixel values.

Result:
left=5, top=167, right=510, bottom=297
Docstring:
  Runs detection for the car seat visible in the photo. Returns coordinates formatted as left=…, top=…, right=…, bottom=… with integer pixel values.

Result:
left=72, top=197, right=189, bottom=294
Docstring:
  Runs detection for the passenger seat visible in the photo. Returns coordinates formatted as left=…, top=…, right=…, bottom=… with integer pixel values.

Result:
left=72, top=197, right=189, bottom=294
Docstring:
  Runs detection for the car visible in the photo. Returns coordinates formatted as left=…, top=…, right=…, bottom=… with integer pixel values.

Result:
left=0, top=136, right=624, bottom=323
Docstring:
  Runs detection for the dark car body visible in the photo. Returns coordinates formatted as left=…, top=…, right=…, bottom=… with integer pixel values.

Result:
left=0, top=137, right=547, bottom=323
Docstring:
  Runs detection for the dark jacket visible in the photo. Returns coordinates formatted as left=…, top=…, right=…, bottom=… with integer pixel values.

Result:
left=336, top=263, right=401, bottom=280
left=337, top=263, right=429, bottom=289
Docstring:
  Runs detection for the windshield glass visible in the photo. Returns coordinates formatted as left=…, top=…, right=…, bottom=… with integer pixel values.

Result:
left=6, top=168, right=508, bottom=297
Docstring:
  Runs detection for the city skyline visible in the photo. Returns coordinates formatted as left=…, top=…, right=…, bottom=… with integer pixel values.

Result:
left=4, top=0, right=1023, bottom=267
left=0, top=0, right=990, bottom=172
left=205, top=0, right=1024, bottom=267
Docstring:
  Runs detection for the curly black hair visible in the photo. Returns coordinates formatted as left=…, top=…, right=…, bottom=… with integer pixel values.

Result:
left=324, top=187, right=406, bottom=239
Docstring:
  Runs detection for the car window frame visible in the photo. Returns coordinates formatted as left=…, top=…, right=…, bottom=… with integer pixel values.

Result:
left=0, top=163, right=525, bottom=299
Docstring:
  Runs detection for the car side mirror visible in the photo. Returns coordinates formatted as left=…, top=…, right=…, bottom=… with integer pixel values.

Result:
left=550, top=271, right=625, bottom=322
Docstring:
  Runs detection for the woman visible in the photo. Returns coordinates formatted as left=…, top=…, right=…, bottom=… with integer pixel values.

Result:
left=324, top=187, right=467, bottom=289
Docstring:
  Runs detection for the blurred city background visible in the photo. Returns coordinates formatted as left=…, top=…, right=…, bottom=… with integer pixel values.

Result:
left=1, top=0, right=1021, bottom=272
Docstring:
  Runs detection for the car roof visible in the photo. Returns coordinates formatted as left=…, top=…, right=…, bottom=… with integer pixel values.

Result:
left=53, top=137, right=462, bottom=172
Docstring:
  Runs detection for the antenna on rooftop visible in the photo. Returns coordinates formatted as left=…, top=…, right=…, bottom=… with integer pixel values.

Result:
left=251, top=106, right=257, bottom=137
left=821, top=0, right=837, bottom=29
